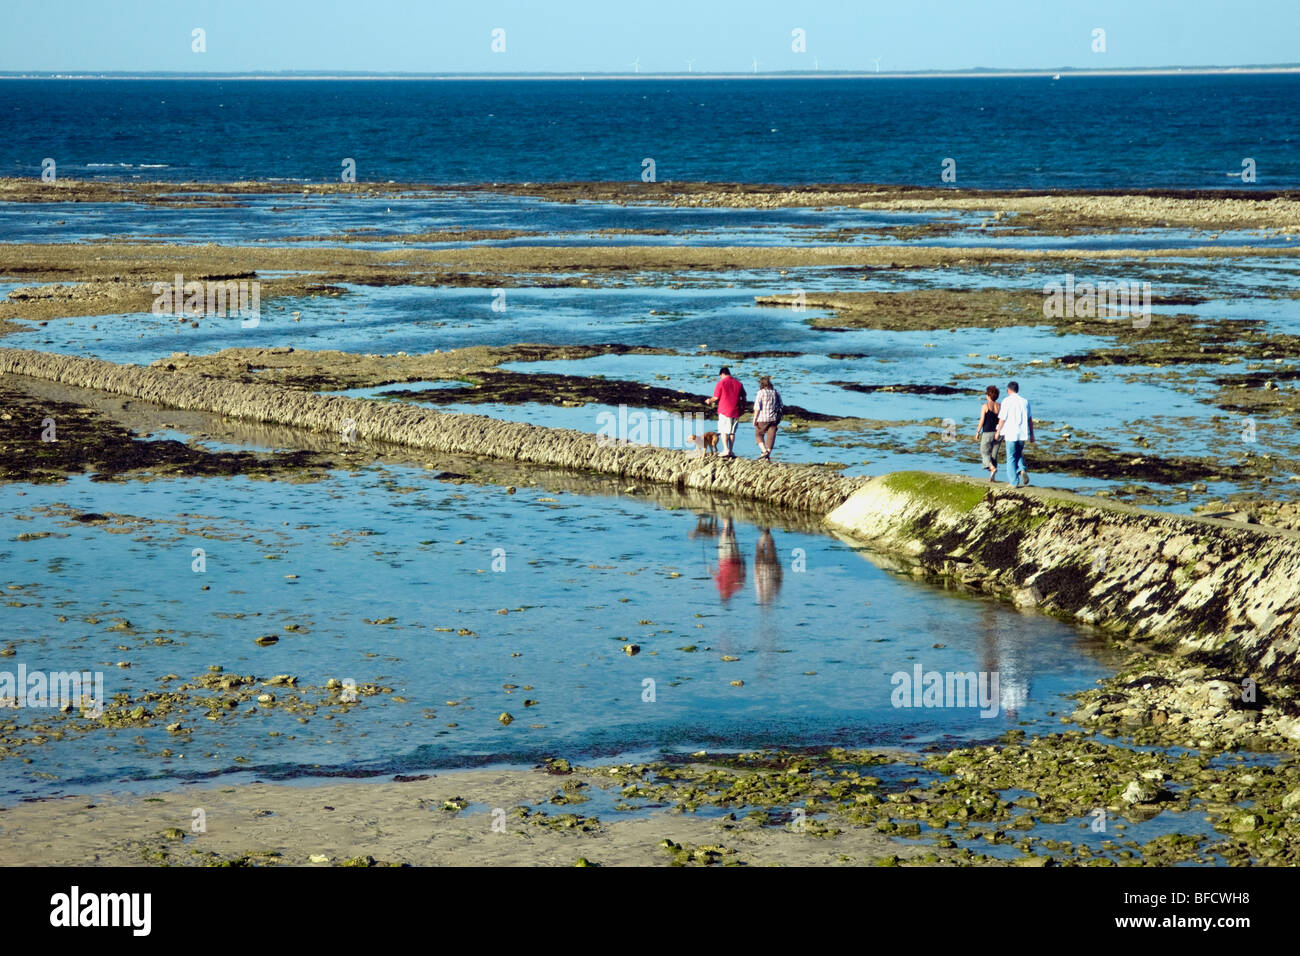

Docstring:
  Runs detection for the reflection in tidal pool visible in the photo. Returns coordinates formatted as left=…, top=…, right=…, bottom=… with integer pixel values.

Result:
left=0, top=465, right=1121, bottom=801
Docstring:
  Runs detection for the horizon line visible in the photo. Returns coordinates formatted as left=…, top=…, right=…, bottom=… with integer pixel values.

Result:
left=3, top=64, right=1300, bottom=81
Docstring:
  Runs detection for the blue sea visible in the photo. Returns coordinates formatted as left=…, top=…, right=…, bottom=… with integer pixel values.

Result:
left=2, top=74, right=1297, bottom=188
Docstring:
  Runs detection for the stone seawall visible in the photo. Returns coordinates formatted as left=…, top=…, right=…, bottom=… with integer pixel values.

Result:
left=0, top=348, right=863, bottom=515
left=826, top=472, right=1300, bottom=681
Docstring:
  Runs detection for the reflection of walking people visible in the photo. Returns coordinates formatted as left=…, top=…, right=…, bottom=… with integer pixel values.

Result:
left=713, top=516, right=746, bottom=603
left=705, top=366, right=746, bottom=459
left=994, top=380, right=1034, bottom=487
left=973, top=385, right=1002, bottom=482
left=751, top=376, right=784, bottom=461
left=753, top=527, right=783, bottom=605
left=978, top=604, right=1029, bottom=720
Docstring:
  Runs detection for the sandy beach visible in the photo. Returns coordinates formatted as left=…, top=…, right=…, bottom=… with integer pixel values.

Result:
left=0, top=762, right=946, bottom=868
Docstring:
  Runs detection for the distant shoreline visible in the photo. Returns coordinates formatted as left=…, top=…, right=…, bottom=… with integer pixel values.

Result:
left=3, top=66, right=1300, bottom=81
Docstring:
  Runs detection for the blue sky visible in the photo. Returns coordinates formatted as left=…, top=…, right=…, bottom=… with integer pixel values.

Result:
left=2, top=0, right=1296, bottom=73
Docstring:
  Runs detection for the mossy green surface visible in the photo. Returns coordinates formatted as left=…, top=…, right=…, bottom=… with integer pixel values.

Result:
left=882, top=471, right=989, bottom=514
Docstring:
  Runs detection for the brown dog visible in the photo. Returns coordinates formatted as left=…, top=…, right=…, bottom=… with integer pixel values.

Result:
left=687, top=432, right=719, bottom=456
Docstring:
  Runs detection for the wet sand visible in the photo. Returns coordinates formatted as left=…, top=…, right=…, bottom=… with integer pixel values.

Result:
left=0, top=764, right=940, bottom=868
left=4, top=731, right=1297, bottom=866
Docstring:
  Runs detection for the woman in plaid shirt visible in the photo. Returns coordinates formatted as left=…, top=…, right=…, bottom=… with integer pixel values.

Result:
left=752, top=376, right=783, bottom=461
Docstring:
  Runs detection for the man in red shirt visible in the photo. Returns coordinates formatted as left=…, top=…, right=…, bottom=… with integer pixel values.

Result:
left=705, top=366, right=746, bottom=458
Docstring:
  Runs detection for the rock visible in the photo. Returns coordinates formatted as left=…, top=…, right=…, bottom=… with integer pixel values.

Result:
left=1120, top=779, right=1168, bottom=804
left=1174, top=680, right=1235, bottom=717
left=254, top=634, right=278, bottom=646
left=498, top=712, right=514, bottom=725
left=1281, top=789, right=1300, bottom=812
left=1231, top=814, right=1259, bottom=834
left=1076, top=702, right=1104, bottom=722
left=1219, top=710, right=1258, bottom=731
left=1012, top=586, right=1042, bottom=608
left=1277, top=718, right=1300, bottom=742
left=623, top=644, right=640, bottom=656
left=1120, top=780, right=1147, bottom=804
left=309, top=853, right=331, bottom=863
left=1160, top=534, right=1196, bottom=560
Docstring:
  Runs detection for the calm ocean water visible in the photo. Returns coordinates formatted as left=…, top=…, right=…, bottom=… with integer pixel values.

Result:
left=2, top=75, right=1297, bottom=188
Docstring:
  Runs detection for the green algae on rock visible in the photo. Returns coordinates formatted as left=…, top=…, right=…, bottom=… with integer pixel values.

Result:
left=827, top=471, right=1300, bottom=684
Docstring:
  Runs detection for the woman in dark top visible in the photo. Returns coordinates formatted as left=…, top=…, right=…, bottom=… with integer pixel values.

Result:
left=974, top=385, right=1001, bottom=481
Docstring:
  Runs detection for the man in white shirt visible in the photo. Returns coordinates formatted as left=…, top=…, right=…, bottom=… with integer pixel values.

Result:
left=994, top=380, right=1034, bottom=486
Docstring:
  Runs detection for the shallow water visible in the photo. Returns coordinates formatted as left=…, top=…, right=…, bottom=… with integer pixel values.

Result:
left=0, top=466, right=1122, bottom=802
left=0, top=194, right=939, bottom=247
left=5, top=192, right=1295, bottom=251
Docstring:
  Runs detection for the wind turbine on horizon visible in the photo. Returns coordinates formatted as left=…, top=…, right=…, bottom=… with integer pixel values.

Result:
left=686, top=58, right=696, bottom=73
left=873, top=57, right=882, bottom=73
left=631, top=56, right=640, bottom=74
left=751, top=56, right=760, bottom=74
